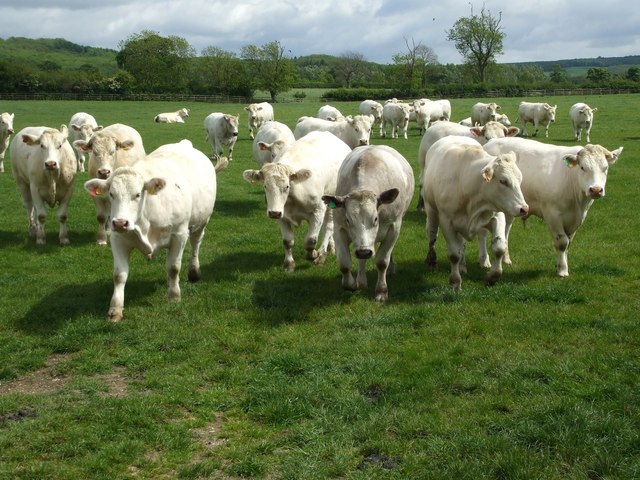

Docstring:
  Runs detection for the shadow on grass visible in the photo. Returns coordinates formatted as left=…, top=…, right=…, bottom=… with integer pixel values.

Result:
left=14, top=278, right=158, bottom=336
left=0, top=230, right=25, bottom=250
left=214, top=198, right=263, bottom=218
left=201, top=251, right=282, bottom=282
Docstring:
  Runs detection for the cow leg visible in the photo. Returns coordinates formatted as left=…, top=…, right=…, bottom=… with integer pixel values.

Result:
left=333, top=227, right=356, bottom=291
left=402, top=123, right=408, bottom=140
left=188, top=226, right=206, bottom=282
left=30, top=184, right=48, bottom=245
left=304, top=208, right=326, bottom=263
left=278, top=219, right=296, bottom=272
left=477, top=228, right=491, bottom=269
left=425, top=205, right=439, bottom=271
left=374, top=227, right=399, bottom=302
left=16, top=182, right=37, bottom=239
left=546, top=219, right=572, bottom=277
left=503, top=215, right=515, bottom=265
left=108, top=239, right=133, bottom=322
left=57, top=188, right=74, bottom=245
left=166, top=233, right=188, bottom=301
left=314, top=207, right=334, bottom=265
left=485, top=214, right=507, bottom=286
left=95, top=197, right=110, bottom=246
left=441, top=224, right=463, bottom=291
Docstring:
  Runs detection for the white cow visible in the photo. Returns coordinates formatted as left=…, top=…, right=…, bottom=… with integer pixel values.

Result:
left=0, top=112, right=15, bottom=173
left=293, top=115, right=373, bottom=149
left=359, top=100, right=384, bottom=136
left=459, top=113, right=511, bottom=127
left=321, top=145, right=415, bottom=302
left=84, top=140, right=222, bottom=322
left=68, top=112, right=102, bottom=173
left=154, top=108, right=190, bottom=123
left=204, top=112, right=240, bottom=161
left=422, top=136, right=529, bottom=290
left=317, top=105, right=345, bottom=121
left=518, top=101, right=557, bottom=138
left=242, top=131, right=351, bottom=272
left=471, top=102, right=501, bottom=126
left=74, top=123, right=146, bottom=245
left=252, top=120, right=295, bottom=165
left=381, top=102, right=412, bottom=139
left=416, top=120, right=520, bottom=210
left=413, top=99, right=452, bottom=134
left=10, top=125, right=77, bottom=245
left=245, top=102, right=274, bottom=139
left=483, top=137, right=623, bottom=276
left=570, top=103, right=598, bottom=142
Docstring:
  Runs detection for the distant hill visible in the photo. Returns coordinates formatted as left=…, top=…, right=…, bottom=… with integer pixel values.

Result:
left=0, top=37, right=118, bottom=74
left=506, top=55, right=640, bottom=77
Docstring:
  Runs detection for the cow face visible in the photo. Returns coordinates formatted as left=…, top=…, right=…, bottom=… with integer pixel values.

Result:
left=472, top=121, right=520, bottom=144
left=323, top=189, right=399, bottom=259
left=22, top=127, right=69, bottom=171
left=482, top=152, right=529, bottom=218
left=243, top=164, right=312, bottom=219
left=75, top=133, right=136, bottom=179
left=224, top=114, right=240, bottom=138
left=347, top=115, right=374, bottom=146
left=563, top=144, right=623, bottom=199
left=258, top=140, right=288, bottom=162
left=1, top=112, right=14, bottom=135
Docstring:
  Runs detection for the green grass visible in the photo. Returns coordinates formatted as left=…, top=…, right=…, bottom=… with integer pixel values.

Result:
left=0, top=95, right=639, bottom=479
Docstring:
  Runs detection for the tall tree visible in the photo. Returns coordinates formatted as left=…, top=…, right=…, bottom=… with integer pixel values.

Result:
left=240, top=41, right=294, bottom=102
left=392, top=37, right=438, bottom=94
left=334, top=51, right=368, bottom=88
left=193, top=46, right=249, bottom=96
left=446, top=5, right=504, bottom=83
left=116, top=30, right=195, bottom=92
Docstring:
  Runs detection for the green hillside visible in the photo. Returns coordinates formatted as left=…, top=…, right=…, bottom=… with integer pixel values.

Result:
left=0, top=37, right=118, bottom=74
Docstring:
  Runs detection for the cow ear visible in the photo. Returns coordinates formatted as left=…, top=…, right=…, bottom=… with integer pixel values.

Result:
left=470, top=127, right=482, bottom=138
left=482, top=164, right=495, bottom=182
left=242, top=169, right=263, bottom=184
left=71, top=124, right=82, bottom=132
left=145, top=178, right=166, bottom=195
left=322, top=195, right=345, bottom=209
left=506, top=127, right=520, bottom=137
left=84, top=178, right=108, bottom=197
left=563, top=154, right=579, bottom=168
left=74, top=139, right=90, bottom=152
left=258, top=141, right=271, bottom=151
left=291, top=169, right=312, bottom=183
left=22, top=134, right=40, bottom=145
left=94, top=125, right=104, bottom=132
left=59, top=124, right=68, bottom=136
left=378, top=188, right=399, bottom=206
left=117, top=140, right=135, bottom=151
left=607, top=146, right=623, bottom=164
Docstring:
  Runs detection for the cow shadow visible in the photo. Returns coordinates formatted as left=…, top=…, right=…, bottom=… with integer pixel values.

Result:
left=201, top=250, right=282, bottom=283
left=214, top=198, right=262, bottom=218
left=13, top=279, right=158, bottom=336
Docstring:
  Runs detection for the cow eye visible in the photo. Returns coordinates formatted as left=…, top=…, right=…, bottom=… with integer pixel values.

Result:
left=500, top=179, right=509, bottom=187
left=135, top=193, right=141, bottom=199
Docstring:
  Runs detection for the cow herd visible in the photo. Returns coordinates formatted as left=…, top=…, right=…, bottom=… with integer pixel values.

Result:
left=0, top=97, right=623, bottom=321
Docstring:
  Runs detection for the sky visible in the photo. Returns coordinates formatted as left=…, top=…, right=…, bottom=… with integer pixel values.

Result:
left=0, top=0, right=638, bottom=65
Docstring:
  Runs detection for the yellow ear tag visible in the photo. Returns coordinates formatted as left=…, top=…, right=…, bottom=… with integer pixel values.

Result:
left=89, top=186, right=103, bottom=196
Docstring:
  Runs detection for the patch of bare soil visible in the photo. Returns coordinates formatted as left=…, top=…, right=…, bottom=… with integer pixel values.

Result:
left=193, top=412, right=227, bottom=450
left=0, top=354, right=70, bottom=395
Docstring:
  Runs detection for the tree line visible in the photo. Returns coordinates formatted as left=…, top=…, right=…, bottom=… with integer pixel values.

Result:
left=1, top=7, right=639, bottom=100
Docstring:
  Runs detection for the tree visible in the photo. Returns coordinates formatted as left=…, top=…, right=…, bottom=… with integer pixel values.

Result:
left=116, top=30, right=195, bottom=92
left=392, top=37, right=438, bottom=94
left=193, top=46, right=249, bottom=96
left=625, top=66, right=640, bottom=82
left=446, top=4, right=505, bottom=83
left=334, top=51, right=368, bottom=88
left=586, top=67, right=611, bottom=84
left=240, top=41, right=294, bottom=102
left=549, top=64, right=568, bottom=83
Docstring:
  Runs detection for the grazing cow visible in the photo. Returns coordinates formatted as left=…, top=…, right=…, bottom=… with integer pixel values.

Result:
left=293, top=115, right=373, bottom=149
left=10, top=125, right=77, bottom=245
left=0, top=112, right=15, bottom=173
left=413, top=99, right=452, bottom=134
left=245, top=102, right=274, bottom=139
left=74, top=123, right=146, bottom=245
left=242, top=131, right=351, bottom=272
left=483, top=137, right=623, bottom=276
left=154, top=108, right=190, bottom=123
left=381, top=102, right=412, bottom=139
left=84, top=140, right=222, bottom=322
left=459, top=113, right=511, bottom=127
left=422, top=136, right=529, bottom=290
left=471, top=102, right=501, bottom=126
left=68, top=112, right=102, bottom=173
left=570, top=103, right=598, bottom=142
left=322, top=145, right=414, bottom=302
left=317, top=105, right=345, bottom=121
left=359, top=100, right=384, bottom=136
left=416, top=121, right=520, bottom=210
left=252, top=120, right=295, bottom=165
left=518, top=101, right=557, bottom=138
left=204, top=112, right=240, bottom=161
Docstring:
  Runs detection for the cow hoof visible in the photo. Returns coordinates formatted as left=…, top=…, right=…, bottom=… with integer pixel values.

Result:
left=107, top=308, right=123, bottom=322
left=284, top=261, right=295, bottom=273
left=313, top=252, right=327, bottom=265
left=188, top=266, right=201, bottom=282
left=97, top=240, right=108, bottom=246
left=60, top=238, right=70, bottom=246
left=374, top=291, right=388, bottom=302
left=485, top=271, right=502, bottom=286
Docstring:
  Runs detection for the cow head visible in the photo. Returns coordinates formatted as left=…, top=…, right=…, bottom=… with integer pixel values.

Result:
left=347, top=115, right=374, bottom=146
left=482, top=152, right=529, bottom=218
left=323, top=189, right=399, bottom=259
left=545, top=104, right=557, bottom=122
left=75, top=133, right=136, bottom=179
left=258, top=140, right=288, bottom=162
left=0, top=112, right=14, bottom=135
left=22, top=125, right=69, bottom=171
left=471, top=121, right=520, bottom=144
left=84, top=167, right=165, bottom=233
left=563, top=144, right=623, bottom=199
left=243, top=163, right=312, bottom=219
left=224, top=114, right=240, bottom=137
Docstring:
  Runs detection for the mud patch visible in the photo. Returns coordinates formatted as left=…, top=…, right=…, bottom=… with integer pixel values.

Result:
left=96, top=366, right=129, bottom=397
left=0, top=407, right=37, bottom=424
left=193, top=412, right=227, bottom=450
left=0, top=354, right=70, bottom=395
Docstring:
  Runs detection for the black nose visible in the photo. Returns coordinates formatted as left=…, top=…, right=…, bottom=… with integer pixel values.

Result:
left=355, top=248, right=373, bottom=259
left=268, top=211, right=282, bottom=219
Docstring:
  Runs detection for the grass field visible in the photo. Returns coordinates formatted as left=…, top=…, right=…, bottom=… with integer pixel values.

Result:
left=0, top=95, right=639, bottom=479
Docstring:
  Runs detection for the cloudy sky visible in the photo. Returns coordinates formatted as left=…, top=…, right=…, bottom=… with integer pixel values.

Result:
left=0, top=0, right=638, bottom=65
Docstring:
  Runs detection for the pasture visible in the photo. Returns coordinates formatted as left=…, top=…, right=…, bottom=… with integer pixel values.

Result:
left=0, top=95, right=639, bottom=479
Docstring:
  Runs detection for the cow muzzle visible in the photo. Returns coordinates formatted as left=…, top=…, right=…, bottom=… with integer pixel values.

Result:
left=588, top=186, right=604, bottom=199
left=44, top=161, right=59, bottom=170
left=268, top=211, right=282, bottom=219
left=359, top=139, right=369, bottom=146
left=97, top=168, right=111, bottom=179
left=355, top=248, right=373, bottom=259
left=112, top=218, right=130, bottom=232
